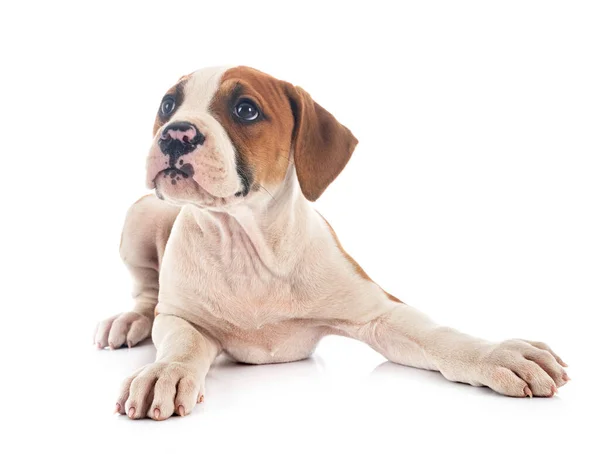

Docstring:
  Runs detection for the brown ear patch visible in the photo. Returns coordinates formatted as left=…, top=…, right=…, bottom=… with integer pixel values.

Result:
left=209, top=67, right=296, bottom=193
left=321, top=215, right=404, bottom=304
left=284, top=85, right=358, bottom=201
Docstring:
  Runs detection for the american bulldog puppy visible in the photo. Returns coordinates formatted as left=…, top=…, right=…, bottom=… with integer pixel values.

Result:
left=94, top=66, right=569, bottom=420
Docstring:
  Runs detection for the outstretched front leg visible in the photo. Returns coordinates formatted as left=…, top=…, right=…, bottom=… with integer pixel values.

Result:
left=335, top=291, right=569, bottom=397
left=117, top=313, right=220, bottom=420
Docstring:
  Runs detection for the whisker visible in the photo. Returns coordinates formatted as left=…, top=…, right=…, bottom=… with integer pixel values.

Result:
left=258, top=184, right=276, bottom=201
left=276, top=150, right=293, bottom=164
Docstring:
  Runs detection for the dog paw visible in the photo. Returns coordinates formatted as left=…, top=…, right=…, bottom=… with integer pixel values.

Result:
left=476, top=339, right=569, bottom=397
left=116, top=362, right=204, bottom=420
left=94, top=312, right=152, bottom=349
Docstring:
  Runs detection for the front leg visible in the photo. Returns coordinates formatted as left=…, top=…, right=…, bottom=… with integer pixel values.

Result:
left=338, top=295, right=569, bottom=397
left=93, top=279, right=155, bottom=350
left=94, top=195, right=179, bottom=349
left=117, top=314, right=220, bottom=420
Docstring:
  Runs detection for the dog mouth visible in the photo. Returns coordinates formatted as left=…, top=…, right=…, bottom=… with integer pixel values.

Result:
left=154, top=171, right=242, bottom=209
left=152, top=161, right=244, bottom=208
left=155, top=163, right=195, bottom=185
left=154, top=165, right=225, bottom=204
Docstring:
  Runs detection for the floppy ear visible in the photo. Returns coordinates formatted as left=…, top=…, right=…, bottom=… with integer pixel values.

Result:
left=284, top=84, right=358, bottom=201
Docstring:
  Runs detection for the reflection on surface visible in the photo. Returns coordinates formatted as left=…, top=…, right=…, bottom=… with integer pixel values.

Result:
left=368, top=361, right=570, bottom=403
left=206, top=355, right=327, bottom=410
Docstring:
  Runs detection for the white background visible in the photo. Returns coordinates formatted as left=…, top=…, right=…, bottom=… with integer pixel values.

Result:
left=1, top=1, right=599, bottom=453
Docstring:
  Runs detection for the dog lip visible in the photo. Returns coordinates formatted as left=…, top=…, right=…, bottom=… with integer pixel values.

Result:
left=152, top=167, right=243, bottom=206
left=179, top=163, right=195, bottom=178
left=157, top=167, right=192, bottom=178
left=150, top=167, right=187, bottom=188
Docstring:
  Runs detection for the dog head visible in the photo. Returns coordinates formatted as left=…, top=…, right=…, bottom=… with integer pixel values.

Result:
left=147, top=66, right=358, bottom=209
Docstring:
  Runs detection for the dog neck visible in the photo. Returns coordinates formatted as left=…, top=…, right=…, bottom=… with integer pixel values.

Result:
left=187, top=167, right=318, bottom=276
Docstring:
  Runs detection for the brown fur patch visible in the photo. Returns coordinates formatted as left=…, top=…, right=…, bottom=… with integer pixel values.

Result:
left=209, top=67, right=295, bottom=191
left=321, top=215, right=404, bottom=304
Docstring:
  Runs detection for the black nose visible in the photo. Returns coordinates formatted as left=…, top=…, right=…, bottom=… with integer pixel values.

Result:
left=159, top=121, right=205, bottom=164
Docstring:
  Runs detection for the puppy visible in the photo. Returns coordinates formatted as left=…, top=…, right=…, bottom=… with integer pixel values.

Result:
left=95, top=66, right=569, bottom=420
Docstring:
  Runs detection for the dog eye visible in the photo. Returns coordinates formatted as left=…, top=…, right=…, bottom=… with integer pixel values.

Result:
left=233, top=100, right=260, bottom=122
left=160, top=96, right=176, bottom=116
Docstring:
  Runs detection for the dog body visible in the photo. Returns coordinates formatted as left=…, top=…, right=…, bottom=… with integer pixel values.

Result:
left=95, top=66, right=568, bottom=420
left=124, top=189, right=376, bottom=366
